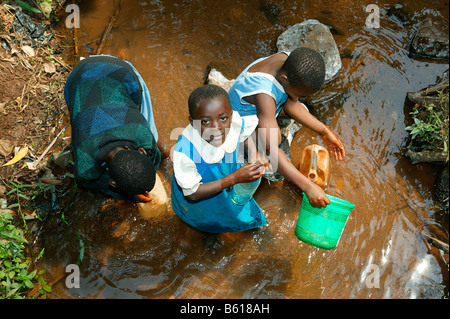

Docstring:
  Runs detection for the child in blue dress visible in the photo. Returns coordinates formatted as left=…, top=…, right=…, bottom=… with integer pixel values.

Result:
left=171, top=84, right=267, bottom=233
left=228, top=47, right=346, bottom=208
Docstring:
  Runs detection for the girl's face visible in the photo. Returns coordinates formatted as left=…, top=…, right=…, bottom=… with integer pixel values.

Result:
left=190, top=95, right=233, bottom=147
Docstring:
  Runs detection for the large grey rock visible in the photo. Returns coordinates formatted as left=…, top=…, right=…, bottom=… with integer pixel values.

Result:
left=276, top=19, right=342, bottom=82
left=410, top=18, right=449, bottom=59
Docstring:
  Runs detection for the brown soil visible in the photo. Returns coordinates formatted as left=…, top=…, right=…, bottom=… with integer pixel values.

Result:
left=0, top=5, right=72, bottom=202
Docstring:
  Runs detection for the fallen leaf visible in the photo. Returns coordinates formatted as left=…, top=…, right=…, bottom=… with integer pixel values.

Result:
left=2, top=146, right=28, bottom=167
left=43, top=61, right=56, bottom=73
left=21, top=45, right=35, bottom=57
left=0, top=139, right=14, bottom=157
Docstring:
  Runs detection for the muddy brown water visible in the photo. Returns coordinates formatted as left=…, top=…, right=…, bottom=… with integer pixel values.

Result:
left=32, top=0, right=448, bottom=298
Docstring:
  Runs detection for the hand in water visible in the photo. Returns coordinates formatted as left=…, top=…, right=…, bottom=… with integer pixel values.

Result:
left=322, top=129, right=346, bottom=161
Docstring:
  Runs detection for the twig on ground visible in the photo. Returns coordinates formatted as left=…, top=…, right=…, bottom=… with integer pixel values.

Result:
left=27, top=126, right=66, bottom=171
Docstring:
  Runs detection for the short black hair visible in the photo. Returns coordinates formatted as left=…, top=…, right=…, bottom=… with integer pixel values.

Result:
left=282, top=47, right=326, bottom=93
left=109, top=149, right=156, bottom=197
left=188, top=84, right=230, bottom=118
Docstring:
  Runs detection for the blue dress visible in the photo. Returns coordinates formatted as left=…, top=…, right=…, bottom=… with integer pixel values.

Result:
left=171, top=120, right=267, bottom=233
left=228, top=54, right=289, bottom=117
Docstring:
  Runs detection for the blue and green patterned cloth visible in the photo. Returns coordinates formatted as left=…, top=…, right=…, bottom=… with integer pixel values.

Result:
left=64, top=55, right=161, bottom=200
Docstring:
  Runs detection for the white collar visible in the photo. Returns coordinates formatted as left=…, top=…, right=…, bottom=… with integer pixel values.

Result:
left=182, top=111, right=242, bottom=164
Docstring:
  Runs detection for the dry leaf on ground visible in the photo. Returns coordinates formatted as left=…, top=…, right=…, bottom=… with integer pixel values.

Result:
left=43, top=61, right=56, bottom=73
left=0, top=139, right=14, bottom=157
left=21, top=45, right=35, bottom=57
left=2, top=146, right=28, bottom=167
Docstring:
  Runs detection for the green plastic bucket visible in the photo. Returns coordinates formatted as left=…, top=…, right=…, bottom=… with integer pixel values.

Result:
left=295, top=193, right=355, bottom=249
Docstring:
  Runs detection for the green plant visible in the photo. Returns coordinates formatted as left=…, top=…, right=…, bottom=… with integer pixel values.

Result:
left=0, top=211, right=50, bottom=298
left=12, top=0, right=53, bottom=18
left=15, top=0, right=41, bottom=14
left=31, top=180, right=55, bottom=201
left=406, top=92, right=449, bottom=154
left=5, top=181, right=32, bottom=229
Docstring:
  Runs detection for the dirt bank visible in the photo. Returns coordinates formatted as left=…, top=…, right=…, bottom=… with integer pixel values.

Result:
left=0, top=3, right=72, bottom=207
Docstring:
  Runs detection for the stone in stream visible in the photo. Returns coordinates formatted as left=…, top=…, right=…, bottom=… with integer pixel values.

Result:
left=409, top=18, right=449, bottom=59
left=276, top=19, right=342, bottom=83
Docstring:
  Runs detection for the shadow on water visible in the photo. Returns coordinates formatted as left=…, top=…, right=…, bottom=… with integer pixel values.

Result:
left=33, top=0, right=448, bottom=298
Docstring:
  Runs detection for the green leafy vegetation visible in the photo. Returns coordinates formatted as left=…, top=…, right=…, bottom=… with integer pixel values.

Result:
left=5, top=180, right=32, bottom=229
left=0, top=178, right=61, bottom=298
left=12, top=0, right=53, bottom=17
left=0, top=211, right=50, bottom=298
left=406, top=91, right=449, bottom=155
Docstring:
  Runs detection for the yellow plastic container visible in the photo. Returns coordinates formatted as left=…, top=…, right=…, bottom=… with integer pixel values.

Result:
left=299, top=144, right=331, bottom=189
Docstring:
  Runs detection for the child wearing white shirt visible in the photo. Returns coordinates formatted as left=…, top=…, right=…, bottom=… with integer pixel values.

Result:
left=171, top=85, right=267, bottom=233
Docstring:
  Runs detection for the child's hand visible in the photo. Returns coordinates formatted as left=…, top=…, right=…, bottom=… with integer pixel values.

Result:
left=249, top=153, right=270, bottom=175
left=304, top=183, right=330, bottom=208
left=233, top=162, right=263, bottom=184
left=136, top=192, right=154, bottom=203
left=322, top=129, right=346, bottom=161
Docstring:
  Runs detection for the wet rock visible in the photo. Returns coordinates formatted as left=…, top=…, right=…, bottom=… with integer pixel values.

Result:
left=206, top=68, right=235, bottom=92
left=53, top=150, right=74, bottom=169
left=276, top=19, right=342, bottom=82
left=278, top=116, right=301, bottom=148
left=260, top=1, right=281, bottom=25
left=407, top=77, right=449, bottom=106
left=386, top=4, right=413, bottom=25
left=404, top=149, right=448, bottom=165
left=435, top=165, right=449, bottom=204
left=410, top=18, right=449, bottom=59
left=306, top=90, right=341, bottom=107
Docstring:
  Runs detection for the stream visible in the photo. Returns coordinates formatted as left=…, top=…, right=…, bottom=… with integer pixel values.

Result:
left=33, top=0, right=448, bottom=299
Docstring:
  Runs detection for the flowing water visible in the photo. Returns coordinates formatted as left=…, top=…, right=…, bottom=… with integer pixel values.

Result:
left=33, top=0, right=448, bottom=298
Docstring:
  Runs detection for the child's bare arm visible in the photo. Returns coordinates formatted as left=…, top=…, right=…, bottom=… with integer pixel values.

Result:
left=186, top=163, right=263, bottom=201
left=283, top=99, right=346, bottom=160
left=250, top=94, right=330, bottom=208
left=243, top=133, right=269, bottom=171
left=276, top=148, right=330, bottom=207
